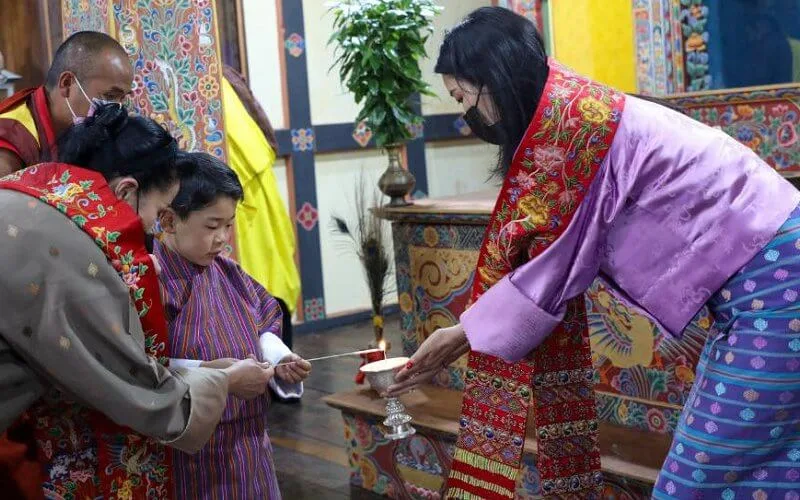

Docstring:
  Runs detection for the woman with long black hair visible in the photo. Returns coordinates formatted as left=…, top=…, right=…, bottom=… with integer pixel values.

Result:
left=388, top=7, right=800, bottom=499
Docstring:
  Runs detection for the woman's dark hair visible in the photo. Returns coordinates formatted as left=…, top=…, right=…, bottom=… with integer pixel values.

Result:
left=171, top=151, right=244, bottom=220
left=57, top=103, right=179, bottom=192
left=435, top=6, right=549, bottom=176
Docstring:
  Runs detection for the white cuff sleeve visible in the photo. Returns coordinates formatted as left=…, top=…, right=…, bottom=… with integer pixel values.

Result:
left=169, top=358, right=203, bottom=369
left=259, top=332, right=292, bottom=366
left=260, top=332, right=303, bottom=400
left=268, top=377, right=304, bottom=399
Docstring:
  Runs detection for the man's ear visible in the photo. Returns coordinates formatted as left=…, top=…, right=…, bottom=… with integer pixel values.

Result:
left=159, top=208, right=179, bottom=234
left=57, top=71, right=75, bottom=98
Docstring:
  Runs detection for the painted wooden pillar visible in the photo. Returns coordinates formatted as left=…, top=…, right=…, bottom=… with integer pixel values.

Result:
left=549, top=0, right=637, bottom=92
left=278, top=0, right=327, bottom=322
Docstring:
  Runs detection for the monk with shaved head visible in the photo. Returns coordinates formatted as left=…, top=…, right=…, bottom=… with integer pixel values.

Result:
left=0, top=31, right=132, bottom=175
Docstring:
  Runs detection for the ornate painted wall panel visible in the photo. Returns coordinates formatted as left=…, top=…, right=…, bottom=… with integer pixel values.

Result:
left=62, top=0, right=111, bottom=36
left=635, top=0, right=800, bottom=95
left=633, top=0, right=713, bottom=93
left=61, top=0, right=227, bottom=160
left=633, top=0, right=687, bottom=95
left=393, top=219, right=487, bottom=392
left=390, top=212, right=711, bottom=435
left=341, top=411, right=653, bottom=499
left=668, top=86, right=800, bottom=173
left=587, top=276, right=710, bottom=434
left=634, top=1, right=800, bottom=172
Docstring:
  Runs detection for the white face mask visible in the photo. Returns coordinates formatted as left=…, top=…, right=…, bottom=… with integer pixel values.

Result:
left=65, top=76, right=120, bottom=124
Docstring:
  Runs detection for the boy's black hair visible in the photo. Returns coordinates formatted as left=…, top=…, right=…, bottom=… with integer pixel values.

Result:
left=171, top=151, right=244, bottom=219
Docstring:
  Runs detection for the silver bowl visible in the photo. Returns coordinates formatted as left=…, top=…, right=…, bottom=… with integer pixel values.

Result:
left=360, top=357, right=416, bottom=440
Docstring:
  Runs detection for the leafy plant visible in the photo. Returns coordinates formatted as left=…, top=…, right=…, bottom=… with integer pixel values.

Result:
left=328, top=0, right=442, bottom=147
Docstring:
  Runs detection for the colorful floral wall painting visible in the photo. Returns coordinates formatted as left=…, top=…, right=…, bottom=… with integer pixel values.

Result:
left=633, top=1, right=800, bottom=172
left=61, top=0, right=228, bottom=161
left=62, top=0, right=111, bottom=36
left=679, top=0, right=710, bottom=92
left=668, top=86, right=800, bottom=173
left=633, top=0, right=687, bottom=96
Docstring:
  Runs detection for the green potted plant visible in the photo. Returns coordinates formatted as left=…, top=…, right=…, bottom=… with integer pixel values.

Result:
left=328, top=0, right=442, bottom=206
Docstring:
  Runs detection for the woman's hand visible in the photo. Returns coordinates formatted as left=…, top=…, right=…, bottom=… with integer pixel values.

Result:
left=276, top=354, right=311, bottom=384
left=200, top=358, right=238, bottom=369
left=222, top=358, right=274, bottom=400
left=385, top=324, right=471, bottom=397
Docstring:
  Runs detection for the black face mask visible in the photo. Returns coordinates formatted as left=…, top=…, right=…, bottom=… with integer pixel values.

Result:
left=463, top=91, right=504, bottom=145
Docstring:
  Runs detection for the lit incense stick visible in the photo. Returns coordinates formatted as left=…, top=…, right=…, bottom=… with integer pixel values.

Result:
left=274, top=348, right=384, bottom=367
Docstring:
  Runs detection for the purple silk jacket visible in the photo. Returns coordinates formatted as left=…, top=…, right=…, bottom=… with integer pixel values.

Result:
left=462, top=95, right=800, bottom=362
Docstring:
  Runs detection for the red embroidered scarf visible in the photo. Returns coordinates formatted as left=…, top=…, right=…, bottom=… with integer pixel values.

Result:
left=0, top=163, right=172, bottom=499
left=446, top=62, right=625, bottom=499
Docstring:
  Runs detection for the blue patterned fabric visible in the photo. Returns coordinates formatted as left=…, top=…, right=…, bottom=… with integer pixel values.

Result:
left=654, top=205, right=800, bottom=499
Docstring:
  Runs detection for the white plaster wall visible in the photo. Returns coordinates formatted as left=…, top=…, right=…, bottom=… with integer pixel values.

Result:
left=304, top=0, right=493, bottom=124
left=272, top=157, right=291, bottom=214
left=238, top=0, right=503, bottom=318
left=420, top=0, right=493, bottom=115
left=315, top=150, right=398, bottom=316
left=241, top=0, right=286, bottom=129
left=303, top=0, right=361, bottom=125
left=425, top=139, right=498, bottom=198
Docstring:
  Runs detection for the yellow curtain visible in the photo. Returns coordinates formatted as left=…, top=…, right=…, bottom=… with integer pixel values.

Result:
left=222, top=78, right=300, bottom=312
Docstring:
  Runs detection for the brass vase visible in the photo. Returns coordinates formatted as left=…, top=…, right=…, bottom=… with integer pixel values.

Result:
left=378, top=145, right=415, bottom=207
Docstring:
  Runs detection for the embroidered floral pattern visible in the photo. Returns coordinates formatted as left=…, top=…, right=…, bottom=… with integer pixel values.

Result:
left=447, top=62, right=625, bottom=499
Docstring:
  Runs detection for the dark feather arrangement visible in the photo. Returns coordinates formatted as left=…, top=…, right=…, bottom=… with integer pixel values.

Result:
left=331, top=175, right=394, bottom=342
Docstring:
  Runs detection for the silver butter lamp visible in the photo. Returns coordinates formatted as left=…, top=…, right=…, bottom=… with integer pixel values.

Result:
left=360, top=357, right=416, bottom=440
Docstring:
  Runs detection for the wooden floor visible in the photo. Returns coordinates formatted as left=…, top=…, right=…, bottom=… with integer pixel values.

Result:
left=267, top=316, right=404, bottom=499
